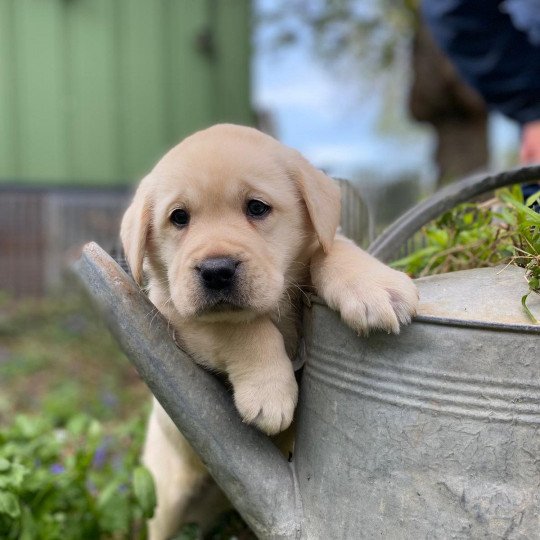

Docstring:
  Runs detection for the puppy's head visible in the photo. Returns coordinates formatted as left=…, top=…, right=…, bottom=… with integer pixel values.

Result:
left=120, top=124, right=341, bottom=322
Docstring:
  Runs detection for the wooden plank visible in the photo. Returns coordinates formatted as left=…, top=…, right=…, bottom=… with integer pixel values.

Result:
left=118, top=0, right=168, bottom=181
left=64, top=0, right=120, bottom=183
left=164, top=0, right=214, bottom=141
left=212, top=0, right=252, bottom=125
left=12, top=0, right=68, bottom=181
left=0, top=0, right=17, bottom=178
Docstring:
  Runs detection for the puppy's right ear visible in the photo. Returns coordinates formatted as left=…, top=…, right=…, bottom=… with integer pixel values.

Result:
left=120, top=177, right=152, bottom=285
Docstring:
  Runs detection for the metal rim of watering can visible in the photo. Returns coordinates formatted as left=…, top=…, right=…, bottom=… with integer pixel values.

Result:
left=306, top=260, right=540, bottom=333
left=413, top=314, right=540, bottom=333
left=307, top=291, right=540, bottom=334
left=367, top=165, right=540, bottom=264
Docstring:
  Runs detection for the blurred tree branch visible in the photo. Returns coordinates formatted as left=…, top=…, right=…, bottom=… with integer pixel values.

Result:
left=258, top=0, right=489, bottom=186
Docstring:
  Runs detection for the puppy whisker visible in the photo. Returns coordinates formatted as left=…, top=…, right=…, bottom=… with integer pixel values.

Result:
left=285, top=278, right=311, bottom=303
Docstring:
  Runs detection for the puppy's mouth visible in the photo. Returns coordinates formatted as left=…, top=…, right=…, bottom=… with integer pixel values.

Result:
left=203, top=300, right=245, bottom=313
left=195, top=291, right=249, bottom=316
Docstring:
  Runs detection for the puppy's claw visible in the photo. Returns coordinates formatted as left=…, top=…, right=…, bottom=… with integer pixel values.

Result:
left=321, top=268, right=418, bottom=336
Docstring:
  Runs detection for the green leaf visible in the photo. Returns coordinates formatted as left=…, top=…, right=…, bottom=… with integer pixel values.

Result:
left=500, top=192, right=540, bottom=224
left=0, top=491, right=20, bottom=519
left=87, top=420, right=102, bottom=441
left=19, top=505, right=37, bottom=540
left=462, top=211, right=474, bottom=226
left=12, top=416, right=49, bottom=439
left=97, top=489, right=130, bottom=533
left=0, top=462, right=29, bottom=490
left=66, top=414, right=91, bottom=435
left=133, top=466, right=156, bottom=519
left=425, top=228, right=448, bottom=246
left=97, top=480, right=122, bottom=510
left=525, top=189, right=540, bottom=208
left=390, top=245, right=440, bottom=269
left=522, top=293, right=539, bottom=324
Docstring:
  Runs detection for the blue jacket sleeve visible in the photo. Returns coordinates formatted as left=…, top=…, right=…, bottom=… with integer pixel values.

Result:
left=421, top=0, right=540, bottom=125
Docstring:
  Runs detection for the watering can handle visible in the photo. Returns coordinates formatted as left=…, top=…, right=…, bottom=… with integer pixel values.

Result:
left=368, top=165, right=540, bottom=263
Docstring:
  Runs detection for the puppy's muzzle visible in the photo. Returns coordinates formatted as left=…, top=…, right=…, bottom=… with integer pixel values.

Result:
left=196, top=257, right=240, bottom=292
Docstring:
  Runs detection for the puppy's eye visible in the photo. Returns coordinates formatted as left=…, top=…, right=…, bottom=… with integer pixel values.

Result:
left=170, top=209, right=190, bottom=228
left=246, top=199, right=271, bottom=219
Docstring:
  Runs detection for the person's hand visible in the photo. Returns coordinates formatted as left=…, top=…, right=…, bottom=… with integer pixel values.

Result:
left=520, top=119, right=540, bottom=163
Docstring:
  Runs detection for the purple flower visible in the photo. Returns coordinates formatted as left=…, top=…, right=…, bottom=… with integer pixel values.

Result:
left=92, top=444, right=108, bottom=469
left=50, top=463, right=64, bottom=474
left=101, top=391, right=118, bottom=409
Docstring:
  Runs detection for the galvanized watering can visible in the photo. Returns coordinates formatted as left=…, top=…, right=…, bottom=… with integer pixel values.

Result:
left=74, top=167, right=540, bottom=539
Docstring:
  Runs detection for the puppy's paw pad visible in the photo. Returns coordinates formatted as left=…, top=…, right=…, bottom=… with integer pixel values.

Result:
left=234, top=377, right=298, bottom=435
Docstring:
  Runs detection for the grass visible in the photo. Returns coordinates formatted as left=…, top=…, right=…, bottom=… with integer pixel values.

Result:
left=0, top=291, right=148, bottom=425
left=0, top=291, right=154, bottom=538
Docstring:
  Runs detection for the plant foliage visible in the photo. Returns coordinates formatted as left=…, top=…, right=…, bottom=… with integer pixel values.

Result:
left=392, top=186, right=540, bottom=322
left=0, top=292, right=156, bottom=538
left=0, top=411, right=155, bottom=539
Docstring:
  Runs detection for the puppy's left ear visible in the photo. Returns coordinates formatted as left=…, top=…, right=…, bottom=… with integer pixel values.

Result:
left=290, top=151, right=341, bottom=253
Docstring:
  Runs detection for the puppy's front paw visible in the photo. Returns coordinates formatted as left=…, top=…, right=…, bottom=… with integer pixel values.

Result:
left=323, top=266, right=418, bottom=336
left=233, top=371, right=298, bottom=435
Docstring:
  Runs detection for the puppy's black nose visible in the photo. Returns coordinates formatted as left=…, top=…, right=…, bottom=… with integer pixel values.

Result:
left=197, top=257, right=239, bottom=290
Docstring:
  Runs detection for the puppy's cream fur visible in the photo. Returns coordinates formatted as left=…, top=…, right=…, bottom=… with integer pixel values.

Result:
left=121, top=124, right=418, bottom=539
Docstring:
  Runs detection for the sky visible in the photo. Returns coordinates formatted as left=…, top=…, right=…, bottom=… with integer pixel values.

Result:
left=252, top=2, right=521, bottom=190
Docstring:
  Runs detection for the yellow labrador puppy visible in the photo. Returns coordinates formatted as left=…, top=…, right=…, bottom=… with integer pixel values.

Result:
left=121, top=124, right=418, bottom=538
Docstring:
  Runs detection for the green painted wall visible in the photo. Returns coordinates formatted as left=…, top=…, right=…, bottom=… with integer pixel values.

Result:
left=0, top=0, right=252, bottom=185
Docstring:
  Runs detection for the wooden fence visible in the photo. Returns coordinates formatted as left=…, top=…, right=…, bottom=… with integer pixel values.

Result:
left=0, top=186, right=130, bottom=296
left=0, top=181, right=371, bottom=297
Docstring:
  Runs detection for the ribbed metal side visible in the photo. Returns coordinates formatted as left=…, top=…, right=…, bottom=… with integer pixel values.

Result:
left=306, top=339, right=540, bottom=425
